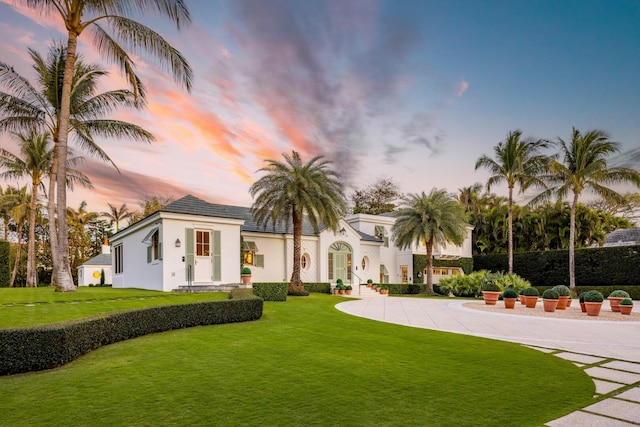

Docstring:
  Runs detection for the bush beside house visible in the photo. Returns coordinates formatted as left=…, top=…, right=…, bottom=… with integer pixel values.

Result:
left=0, top=241, right=9, bottom=287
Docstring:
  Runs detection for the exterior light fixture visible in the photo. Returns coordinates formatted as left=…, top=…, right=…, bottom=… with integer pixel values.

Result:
left=340, top=227, right=346, bottom=236
left=175, top=238, right=181, bottom=248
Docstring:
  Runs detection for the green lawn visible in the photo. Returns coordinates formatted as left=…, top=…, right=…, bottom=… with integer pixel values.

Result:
left=0, top=290, right=593, bottom=426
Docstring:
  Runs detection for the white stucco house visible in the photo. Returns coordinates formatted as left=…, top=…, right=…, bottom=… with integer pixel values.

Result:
left=77, top=239, right=112, bottom=286
left=110, top=195, right=473, bottom=292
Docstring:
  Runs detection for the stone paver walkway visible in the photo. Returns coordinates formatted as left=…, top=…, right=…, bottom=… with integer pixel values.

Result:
left=337, top=297, right=640, bottom=426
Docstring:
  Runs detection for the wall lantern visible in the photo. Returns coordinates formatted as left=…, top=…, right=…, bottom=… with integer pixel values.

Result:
left=175, top=238, right=181, bottom=248
left=339, top=227, right=346, bottom=236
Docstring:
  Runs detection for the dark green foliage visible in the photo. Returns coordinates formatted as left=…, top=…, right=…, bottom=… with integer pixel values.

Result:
left=579, top=292, right=586, bottom=303
left=388, top=283, right=427, bottom=294
left=0, top=296, right=263, bottom=376
left=502, top=288, right=518, bottom=298
left=551, top=285, right=571, bottom=297
left=523, top=287, right=539, bottom=296
left=301, top=282, right=331, bottom=293
left=537, top=285, right=640, bottom=300
left=473, top=245, right=640, bottom=287
left=542, top=289, right=559, bottom=299
left=241, top=267, right=251, bottom=275
left=609, top=290, right=630, bottom=298
left=583, top=290, right=604, bottom=302
left=413, top=255, right=473, bottom=283
left=0, top=241, right=9, bottom=287
left=482, top=281, right=501, bottom=292
left=252, top=283, right=288, bottom=301
left=620, top=298, right=633, bottom=306
left=99, top=269, right=105, bottom=286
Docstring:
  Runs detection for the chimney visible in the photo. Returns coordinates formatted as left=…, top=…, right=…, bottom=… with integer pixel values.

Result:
left=102, top=236, right=111, bottom=254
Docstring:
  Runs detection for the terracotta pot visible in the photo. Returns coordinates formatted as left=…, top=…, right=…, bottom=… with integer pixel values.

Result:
left=519, top=295, right=526, bottom=305
left=580, top=302, right=586, bottom=313
left=482, top=291, right=501, bottom=305
left=608, top=297, right=624, bottom=313
left=367, top=283, right=372, bottom=288
left=620, top=305, right=633, bottom=315
left=585, top=302, right=602, bottom=316
left=346, top=290, right=352, bottom=295
left=566, top=298, right=572, bottom=307
left=380, top=289, right=388, bottom=295
left=525, top=296, right=538, bottom=308
left=241, top=275, right=251, bottom=284
left=503, top=298, right=517, bottom=309
left=556, top=296, right=569, bottom=310
left=333, top=289, right=339, bottom=295
left=543, top=299, right=559, bottom=312
left=339, top=290, right=345, bottom=295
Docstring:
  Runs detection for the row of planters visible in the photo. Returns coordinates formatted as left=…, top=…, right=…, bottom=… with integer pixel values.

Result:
left=366, top=279, right=389, bottom=295
left=332, top=279, right=353, bottom=295
left=482, top=282, right=635, bottom=317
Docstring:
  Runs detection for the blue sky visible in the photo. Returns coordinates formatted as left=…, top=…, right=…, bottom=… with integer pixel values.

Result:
left=0, top=0, right=639, bottom=212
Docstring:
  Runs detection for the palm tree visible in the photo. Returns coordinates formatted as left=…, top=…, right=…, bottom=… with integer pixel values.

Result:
left=20, top=1, right=191, bottom=292
left=250, top=151, right=347, bottom=293
left=534, top=128, right=640, bottom=291
left=475, top=130, right=550, bottom=273
left=3, top=186, right=30, bottom=287
left=101, top=203, right=132, bottom=232
left=392, top=189, right=468, bottom=294
left=0, top=43, right=157, bottom=291
left=0, top=133, right=52, bottom=287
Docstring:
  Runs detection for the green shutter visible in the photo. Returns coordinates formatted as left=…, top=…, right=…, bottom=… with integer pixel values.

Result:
left=158, top=242, right=163, bottom=260
left=147, top=246, right=151, bottom=263
left=212, top=230, right=221, bottom=281
left=185, top=228, right=194, bottom=281
left=255, top=254, right=264, bottom=268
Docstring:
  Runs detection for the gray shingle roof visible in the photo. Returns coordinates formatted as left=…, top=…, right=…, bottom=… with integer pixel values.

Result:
left=81, top=253, right=112, bottom=266
left=604, top=227, right=640, bottom=246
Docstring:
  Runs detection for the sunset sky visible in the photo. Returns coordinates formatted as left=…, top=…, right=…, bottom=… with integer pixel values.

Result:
left=1, top=0, right=639, bottom=215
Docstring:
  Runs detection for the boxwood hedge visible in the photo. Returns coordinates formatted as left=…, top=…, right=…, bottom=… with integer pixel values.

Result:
left=252, top=283, right=288, bottom=301
left=0, top=294, right=263, bottom=376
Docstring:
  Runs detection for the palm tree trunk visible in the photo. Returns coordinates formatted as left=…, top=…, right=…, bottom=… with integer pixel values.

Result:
left=507, top=186, right=514, bottom=274
left=47, top=141, right=59, bottom=288
left=26, top=180, right=38, bottom=287
left=54, top=31, right=79, bottom=292
left=289, top=209, right=304, bottom=292
left=9, top=224, right=24, bottom=287
left=569, top=193, right=579, bottom=292
left=426, top=236, right=434, bottom=294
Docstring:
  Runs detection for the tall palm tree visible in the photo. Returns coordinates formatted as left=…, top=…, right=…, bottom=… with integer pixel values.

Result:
left=0, top=43, right=156, bottom=291
left=475, top=130, right=550, bottom=273
left=534, top=128, right=640, bottom=291
left=101, top=203, right=132, bottom=232
left=20, top=1, right=191, bottom=292
left=3, top=186, right=30, bottom=287
left=250, top=151, right=347, bottom=293
left=392, top=189, right=468, bottom=294
left=0, top=185, right=11, bottom=240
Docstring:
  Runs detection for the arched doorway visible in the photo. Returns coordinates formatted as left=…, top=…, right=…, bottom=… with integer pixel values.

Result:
left=328, top=242, right=352, bottom=283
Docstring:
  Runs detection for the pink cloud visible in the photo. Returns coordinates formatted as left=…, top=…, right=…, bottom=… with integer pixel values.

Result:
left=456, top=81, right=469, bottom=97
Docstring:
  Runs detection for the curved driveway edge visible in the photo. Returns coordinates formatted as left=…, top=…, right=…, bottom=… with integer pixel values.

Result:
left=336, top=297, right=640, bottom=363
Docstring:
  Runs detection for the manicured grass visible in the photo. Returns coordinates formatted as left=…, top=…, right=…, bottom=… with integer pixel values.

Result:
left=0, top=287, right=228, bottom=328
left=0, top=292, right=593, bottom=426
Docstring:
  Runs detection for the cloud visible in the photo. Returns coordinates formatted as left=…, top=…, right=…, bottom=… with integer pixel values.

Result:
left=456, top=81, right=469, bottom=97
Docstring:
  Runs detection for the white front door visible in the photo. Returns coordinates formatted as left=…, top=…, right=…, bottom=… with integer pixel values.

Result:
left=335, top=253, right=347, bottom=283
left=194, top=230, right=211, bottom=282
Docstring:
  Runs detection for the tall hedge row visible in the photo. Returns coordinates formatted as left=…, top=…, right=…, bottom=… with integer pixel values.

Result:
left=0, top=295, right=263, bottom=376
left=0, top=241, right=9, bottom=287
left=252, top=283, right=288, bottom=301
left=412, top=255, right=473, bottom=284
left=473, top=245, right=640, bottom=287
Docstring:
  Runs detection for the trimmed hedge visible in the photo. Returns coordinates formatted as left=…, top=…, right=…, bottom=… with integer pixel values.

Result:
left=303, top=282, right=331, bottom=294
left=387, top=283, right=427, bottom=295
left=0, top=240, right=9, bottom=287
left=412, top=255, right=473, bottom=284
left=252, top=283, right=288, bottom=301
left=0, top=295, right=263, bottom=376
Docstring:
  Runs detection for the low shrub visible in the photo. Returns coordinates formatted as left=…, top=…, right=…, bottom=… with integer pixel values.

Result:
left=389, top=283, right=427, bottom=294
left=620, top=298, right=634, bottom=306
left=608, top=290, right=630, bottom=298
left=551, top=285, right=571, bottom=297
left=542, top=289, right=559, bottom=300
left=579, top=292, right=586, bottom=303
left=482, top=280, right=501, bottom=292
left=502, top=288, right=518, bottom=299
left=0, top=296, right=263, bottom=376
left=241, top=267, right=252, bottom=275
left=534, top=286, right=640, bottom=300
left=303, top=282, right=331, bottom=294
left=522, top=287, right=539, bottom=297
left=438, top=271, right=531, bottom=297
left=583, top=290, right=604, bottom=303
left=252, top=283, right=288, bottom=301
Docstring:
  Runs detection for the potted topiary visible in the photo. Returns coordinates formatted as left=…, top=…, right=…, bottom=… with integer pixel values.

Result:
left=542, top=288, right=560, bottom=312
left=379, top=285, right=389, bottom=295
left=519, top=289, right=526, bottom=305
left=481, top=280, right=502, bottom=305
left=345, top=285, right=353, bottom=295
left=608, top=290, right=631, bottom=313
left=579, top=292, right=587, bottom=313
left=583, top=290, right=604, bottom=316
left=241, top=267, right=252, bottom=284
left=367, top=279, right=373, bottom=288
left=502, top=288, right=518, bottom=309
left=619, top=298, right=634, bottom=315
left=551, top=285, right=571, bottom=310
left=522, top=287, right=539, bottom=308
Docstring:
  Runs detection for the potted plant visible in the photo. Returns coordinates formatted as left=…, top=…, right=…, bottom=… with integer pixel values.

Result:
left=241, top=267, right=252, bottom=284
left=481, top=280, right=502, bottom=305
left=379, top=285, right=389, bottom=295
left=583, top=290, right=604, bottom=316
left=345, top=285, right=353, bottom=295
left=502, top=288, right=518, bottom=309
left=579, top=292, right=587, bottom=313
left=619, top=298, right=634, bottom=315
left=522, top=287, right=539, bottom=308
left=367, top=279, right=373, bottom=288
left=542, top=288, right=560, bottom=312
left=519, top=289, right=526, bottom=305
left=608, top=290, right=631, bottom=313
left=551, top=285, right=571, bottom=310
